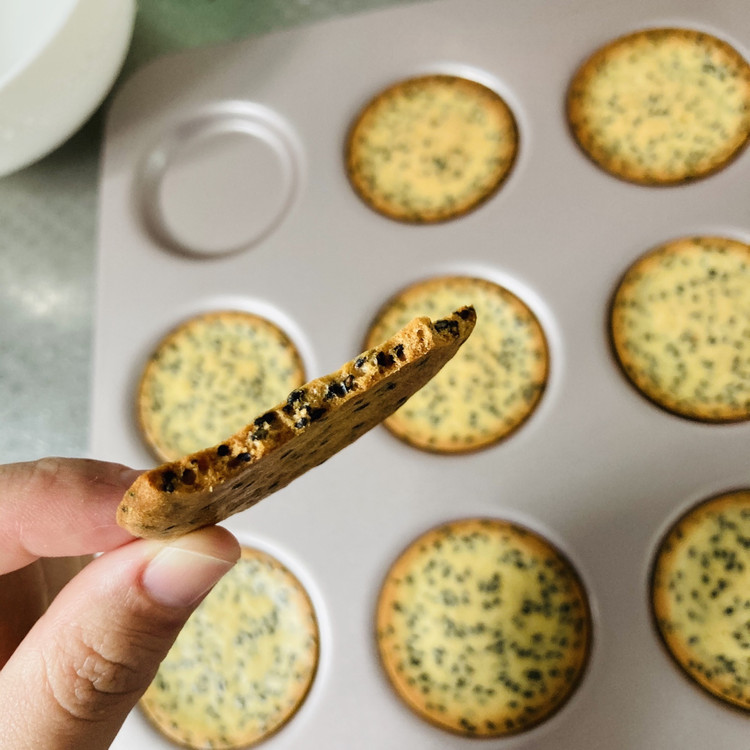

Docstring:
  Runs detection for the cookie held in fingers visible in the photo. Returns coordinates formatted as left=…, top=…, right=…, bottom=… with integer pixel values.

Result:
left=117, top=307, right=476, bottom=539
left=567, top=27, right=750, bottom=185
left=346, top=74, right=518, bottom=223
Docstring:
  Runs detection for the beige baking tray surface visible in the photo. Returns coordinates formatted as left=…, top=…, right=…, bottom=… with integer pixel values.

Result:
left=92, top=0, right=750, bottom=747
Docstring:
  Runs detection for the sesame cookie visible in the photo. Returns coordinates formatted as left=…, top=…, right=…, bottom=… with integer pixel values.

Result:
left=137, top=310, right=306, bottom=462
left=651, top=490, right=750, bottom=710
left=567, top=28, right=750, bottom=185
left=141, top=546, right=319, bottom=748
left=376, top=518, right=592, bottom=736
left=610, top=236, right=750, bottom=422
left=118, top=307, right=476, bottom=539
left=363, top=276, right=548, bottom=453
left=346, top=74, right=518, bottom=222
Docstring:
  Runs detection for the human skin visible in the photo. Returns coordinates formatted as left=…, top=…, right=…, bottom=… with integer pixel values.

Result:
left=0, top=457, right=240, bottom=750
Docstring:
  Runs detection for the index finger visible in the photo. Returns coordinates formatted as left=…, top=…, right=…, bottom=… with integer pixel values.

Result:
left=0, top=458, right=140, bottom=574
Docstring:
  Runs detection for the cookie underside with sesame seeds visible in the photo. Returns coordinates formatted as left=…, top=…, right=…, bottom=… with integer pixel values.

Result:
left=137, top=310, right=306, bottom=462
left=117, top=307, right=476, bottom=539
left=364, top=276, right=548, bottom=453
left=346, top=74, right=518, bottom=223
left=567, top=27, right=750, bottom=185
left=376, top=518, right=592, bottom=737
left=651, top=490, right=750, bottom=711
left=140, top=546, right=319, bottom=749
left=610, top=236, right=750, bottom=422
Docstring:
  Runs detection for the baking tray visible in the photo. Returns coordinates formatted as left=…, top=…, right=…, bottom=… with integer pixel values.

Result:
left=92, top=0, right=750, bottom=747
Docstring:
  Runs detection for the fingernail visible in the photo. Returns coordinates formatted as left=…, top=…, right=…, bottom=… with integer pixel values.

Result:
left=142, top=544, right=236, bottom=608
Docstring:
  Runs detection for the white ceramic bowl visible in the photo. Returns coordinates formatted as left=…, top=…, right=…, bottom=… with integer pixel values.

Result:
left=0, top=0, right=136, bottom=177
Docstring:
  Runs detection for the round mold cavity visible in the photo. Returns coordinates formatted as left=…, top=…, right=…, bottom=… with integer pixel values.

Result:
left=344, top=71, right=520, bottom=224
left=140, top=103, right=301, bottom=257
left=374, top=515, right=593, bottom=738
left=648, top=487, right=750, bottom=712
left=608, top=234, right=750, bottom=423
left=233, top=529, right=332, bottom=690
left=361, top=270, right=551, bottom=454
left=125, top=295, right=316, bottom=466
left=139, top=541, right=322, bottom=748
left=565, top=26, right=750, bottom=186
left=134, top=305, right=309, bottom=462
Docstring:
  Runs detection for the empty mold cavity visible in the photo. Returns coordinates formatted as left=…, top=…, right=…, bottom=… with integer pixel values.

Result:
left=139, top=103, right=301, bottom=257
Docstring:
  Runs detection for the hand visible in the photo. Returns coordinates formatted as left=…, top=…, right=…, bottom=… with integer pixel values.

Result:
left=0, top=457, right=240, bottom=750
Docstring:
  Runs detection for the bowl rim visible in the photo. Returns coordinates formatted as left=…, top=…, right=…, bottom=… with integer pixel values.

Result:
left=0, top=0, right=80, bottom=90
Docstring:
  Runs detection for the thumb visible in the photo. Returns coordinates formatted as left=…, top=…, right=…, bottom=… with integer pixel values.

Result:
left=0, top=525, right=240, bottom=750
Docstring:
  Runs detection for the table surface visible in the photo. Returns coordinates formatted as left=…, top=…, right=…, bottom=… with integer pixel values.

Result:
left=0, top=0, right=418, bottom=463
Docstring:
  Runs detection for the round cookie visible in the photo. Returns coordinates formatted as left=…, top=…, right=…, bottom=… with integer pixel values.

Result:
left=141, top=546, right=319, bottom=748
left=137, top=310, right=306, bottom=461
left=651, top=489, right=750, bottom=710
left=376, top=518, right=592, bottom=737
left=363, top=276, right=548, bottom=452
left=346, top=74, right=518, bottom=223
left=567, top=27, right=750, bottom=185
left=610, top=236, right=750, bottom=422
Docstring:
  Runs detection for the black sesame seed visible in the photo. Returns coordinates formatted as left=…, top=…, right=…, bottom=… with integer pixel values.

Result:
left=287, top=389, right=306, bottom=405
left=459, top=718, right=477, bottom=732
left=228, top=452, right=252, bottom=468
left=217, top=444, right=230, bottom=457
left=307, top=406, right=327, bottom=422
left=325, top=381, right=348, bottom=399
left=377, top=350, right=396, bottom=368
left=254, top=411, right=277, bottom=427
left=161, top=470, right=177, bottom=493
left=435, top=318, right=459, bottom=336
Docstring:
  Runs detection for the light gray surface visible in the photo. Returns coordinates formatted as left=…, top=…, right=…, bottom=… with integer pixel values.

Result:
left=0, top=124, right=99, bottom=461
left=93, top=1, right=750, bottom=748
left=0, top=0, right=417, bottom=463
